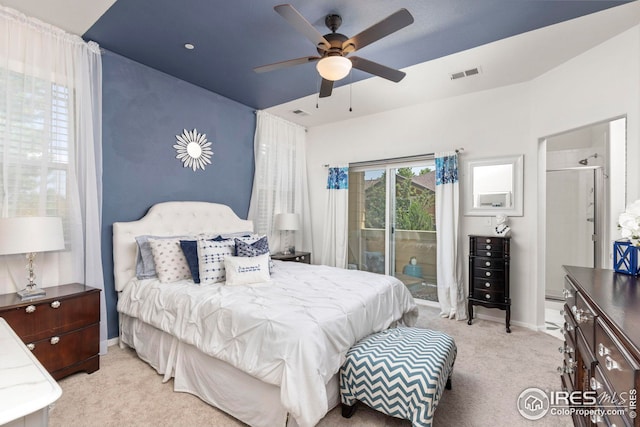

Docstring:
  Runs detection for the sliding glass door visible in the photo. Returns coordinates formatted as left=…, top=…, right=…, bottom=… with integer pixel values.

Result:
left=348, top=158, right=437, bottom=301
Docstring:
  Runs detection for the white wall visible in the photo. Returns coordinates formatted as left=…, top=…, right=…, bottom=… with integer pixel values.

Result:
left=305, top=25, right=640, bottom=331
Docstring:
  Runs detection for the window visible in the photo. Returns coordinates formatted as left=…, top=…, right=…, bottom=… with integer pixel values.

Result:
left=0, top=68, right=70, bottom=236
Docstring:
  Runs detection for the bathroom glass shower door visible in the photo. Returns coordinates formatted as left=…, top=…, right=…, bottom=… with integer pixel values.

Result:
left=545, top=168, right=601, bottom=299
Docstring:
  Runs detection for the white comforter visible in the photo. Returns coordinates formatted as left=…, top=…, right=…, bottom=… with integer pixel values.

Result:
left=118, top=261, right=417, bottom=427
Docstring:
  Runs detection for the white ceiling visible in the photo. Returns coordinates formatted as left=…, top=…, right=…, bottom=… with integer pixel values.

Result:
left=267, top=1, right=640, bottom=127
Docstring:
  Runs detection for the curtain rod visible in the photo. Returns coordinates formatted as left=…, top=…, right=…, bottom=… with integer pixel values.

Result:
left=323, top=148, right=464, bottom=168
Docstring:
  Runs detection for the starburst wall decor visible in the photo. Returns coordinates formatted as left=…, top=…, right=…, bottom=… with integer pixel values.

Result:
left=174, top=128, right=213, bottom=171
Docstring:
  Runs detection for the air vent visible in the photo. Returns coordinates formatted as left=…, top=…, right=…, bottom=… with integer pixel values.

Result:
left=292, top=109, right=310, bottom=116
left=450, top=67, right=481, bottom=80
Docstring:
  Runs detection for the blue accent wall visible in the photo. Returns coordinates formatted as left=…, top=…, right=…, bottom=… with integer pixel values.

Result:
left=101, top=51, right=255, bottom=339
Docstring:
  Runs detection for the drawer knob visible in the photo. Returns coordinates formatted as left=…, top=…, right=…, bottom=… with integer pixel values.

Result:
left=572, top=306, right=593, bottom=324
left=300, top=256, right=305, bottom=260
left=605, top=355, right=620, bottom=371
left=485, top=252, right=491, bottom=256
left=27, top=343, right=35, bottom=351
left=485, top=245, right=492, bottom=250
left=484, top=282, right=491, bottom=288
left=485, top=238, right=491, bottom=243
left=557, top=365, right=575, bottom=375
left=51, top=300, right=61, bottom=309
left=485, top=294, right=491, bottom=299
left=558, top=345, right=574, bottom=354
left=50, top=336, right=60, bottom=345
left=485, top=261, right=491, bottom=267
left=485, top=271, right=491, bottom=277
left=25, top=305, right=36, bottom=314
left=590, top=377, right=602, bottom=391
left=598, top=343, right=611, bottom=357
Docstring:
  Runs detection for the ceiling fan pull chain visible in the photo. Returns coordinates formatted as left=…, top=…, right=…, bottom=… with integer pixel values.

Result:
left=349, top=70, right=353, bottom=112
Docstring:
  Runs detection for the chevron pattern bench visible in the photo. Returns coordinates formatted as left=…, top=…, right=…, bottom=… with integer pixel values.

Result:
left=339, top=327, right=457, bottom=427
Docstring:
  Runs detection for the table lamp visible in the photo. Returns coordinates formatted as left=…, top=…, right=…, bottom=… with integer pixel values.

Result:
left=275, top=213, right=299, bottom=255
left=0, top=217, right=65, bottom=300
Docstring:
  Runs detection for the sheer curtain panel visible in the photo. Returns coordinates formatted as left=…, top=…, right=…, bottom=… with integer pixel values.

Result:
left=320, top=166, right=348, bottom=267
left=435, top=151, right=465, bottom=320
left=0, top=6, right=106, bottom=353
left=248, top=111, right=312, bottom=254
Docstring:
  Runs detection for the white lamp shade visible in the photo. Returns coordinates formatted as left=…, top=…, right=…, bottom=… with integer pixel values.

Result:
left=275, top=213, right=300, bottom=231
left=316, top=56, right=352, bottom=81
left=0, top=217, right=65, bottom=255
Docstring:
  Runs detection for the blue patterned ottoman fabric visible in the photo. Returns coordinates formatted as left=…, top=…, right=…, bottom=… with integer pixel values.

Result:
left=340, top=327, right=457, bottom=427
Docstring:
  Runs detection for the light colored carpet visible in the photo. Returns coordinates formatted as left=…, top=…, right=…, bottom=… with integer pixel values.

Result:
left=49, top=305, right=571, bottom=426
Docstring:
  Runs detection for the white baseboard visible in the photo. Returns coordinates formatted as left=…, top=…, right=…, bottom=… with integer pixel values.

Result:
left=107, top=337, right=119, bottom=347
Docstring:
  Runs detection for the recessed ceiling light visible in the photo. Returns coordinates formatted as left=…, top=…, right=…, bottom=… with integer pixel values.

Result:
left=184, top=43, right=195, bottom=50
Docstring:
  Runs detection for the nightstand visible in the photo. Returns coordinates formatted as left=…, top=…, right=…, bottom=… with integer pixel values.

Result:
left=0, top=283, right=100, bottom=380
left=271, top=251, right=311, bottom=264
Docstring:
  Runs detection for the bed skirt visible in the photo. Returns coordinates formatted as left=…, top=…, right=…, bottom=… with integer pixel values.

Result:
left=119, top=314, right=339, bottom=427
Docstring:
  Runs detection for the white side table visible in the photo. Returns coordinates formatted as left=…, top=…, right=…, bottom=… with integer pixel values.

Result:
left=0, top=317, right=62, bottom=427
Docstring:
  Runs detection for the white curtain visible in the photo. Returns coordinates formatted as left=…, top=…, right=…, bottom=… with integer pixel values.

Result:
left=435, top=152, right=465, bottom=320
left=320, top=166, right=348, bottom=267
left=248, top=111, right=312, bottom=254
left=0, top=6, right=107, bottom=353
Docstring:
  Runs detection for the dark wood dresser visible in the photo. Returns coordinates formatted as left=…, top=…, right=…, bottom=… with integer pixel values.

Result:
left=467, top=235, right=511, bottom=333
left=0, top=283, right=100, bottom=380
left=561, top=266, right=639, bottom=426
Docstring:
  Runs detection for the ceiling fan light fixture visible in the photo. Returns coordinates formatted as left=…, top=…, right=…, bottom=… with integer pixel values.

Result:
left=316, top=56, right=352, bottom=81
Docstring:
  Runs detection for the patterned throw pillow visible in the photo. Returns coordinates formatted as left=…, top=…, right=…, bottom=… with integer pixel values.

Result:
left=135, top=234, right=189, bottom=279
left=224, top=254, right=271, bottom=286
left=198, top=238, right=236, bottom=284
left=235, top=236, right=269, bottom=257
left=148, top=238, right=192, bottom=283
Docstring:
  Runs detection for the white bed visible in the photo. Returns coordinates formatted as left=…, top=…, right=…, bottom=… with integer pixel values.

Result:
left=113, top=201, right=418, bottom=427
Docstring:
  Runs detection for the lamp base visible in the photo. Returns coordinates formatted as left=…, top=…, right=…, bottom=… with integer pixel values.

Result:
left=17, top=285, right=46, bottom=301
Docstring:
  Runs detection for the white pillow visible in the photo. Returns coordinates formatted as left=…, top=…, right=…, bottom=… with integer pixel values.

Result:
left=198, top=238, right=236, bottom=284
left=148, top=238, right=192, bottom=283
left=224, top=254, right=271, bottom=286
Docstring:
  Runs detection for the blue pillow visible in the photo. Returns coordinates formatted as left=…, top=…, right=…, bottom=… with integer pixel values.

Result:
left=235, top=236, right=269, bottom=257
left=179, top=240, right=201, bottom=283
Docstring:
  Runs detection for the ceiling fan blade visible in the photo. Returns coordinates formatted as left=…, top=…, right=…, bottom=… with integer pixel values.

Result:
left=350, top=56, right=406, bottom=82
left=319, top=78, right=334, bottom=98
left=274, top=4, right=330, bottom=51
left=254, top=56, right=320, bottom=73
left=342, top=9, right=414, bottom=53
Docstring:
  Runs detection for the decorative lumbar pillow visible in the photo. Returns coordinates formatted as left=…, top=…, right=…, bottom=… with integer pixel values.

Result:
left=198, top=238, right=236, bottom=284
left=235, top=235, right=269, bottom=257
left=136, top=235, right=189, bottom=279
left=148, top=238, right=192, bottom=283
left=224, top=254, right=271, bottom=286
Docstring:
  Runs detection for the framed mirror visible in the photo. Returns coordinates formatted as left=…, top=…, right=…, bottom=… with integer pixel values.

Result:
left=464, top=154, right=524, bottom=216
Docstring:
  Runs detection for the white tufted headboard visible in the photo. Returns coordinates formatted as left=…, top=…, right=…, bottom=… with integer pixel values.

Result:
left=112, top=201, right=253, bottom=292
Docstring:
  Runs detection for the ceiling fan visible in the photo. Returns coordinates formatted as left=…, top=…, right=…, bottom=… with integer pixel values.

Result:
left=254, top=4, right=414, bottom=98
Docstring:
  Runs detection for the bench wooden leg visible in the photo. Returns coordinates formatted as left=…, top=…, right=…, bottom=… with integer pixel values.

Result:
left=341, top=403, right=357, bottom=418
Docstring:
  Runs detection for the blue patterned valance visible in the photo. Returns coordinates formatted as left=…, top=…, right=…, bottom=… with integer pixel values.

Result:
left=327, top=167, right=348, bottom=189
left=435, top=154, right=459, bottom=186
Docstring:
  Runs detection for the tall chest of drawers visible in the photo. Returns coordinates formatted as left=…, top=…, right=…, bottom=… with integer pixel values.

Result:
left=0, top=283, right=100, bottom=380
left=561, top=266, right=640, bottom=427
left=467, top=235, right=511, bottom=333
